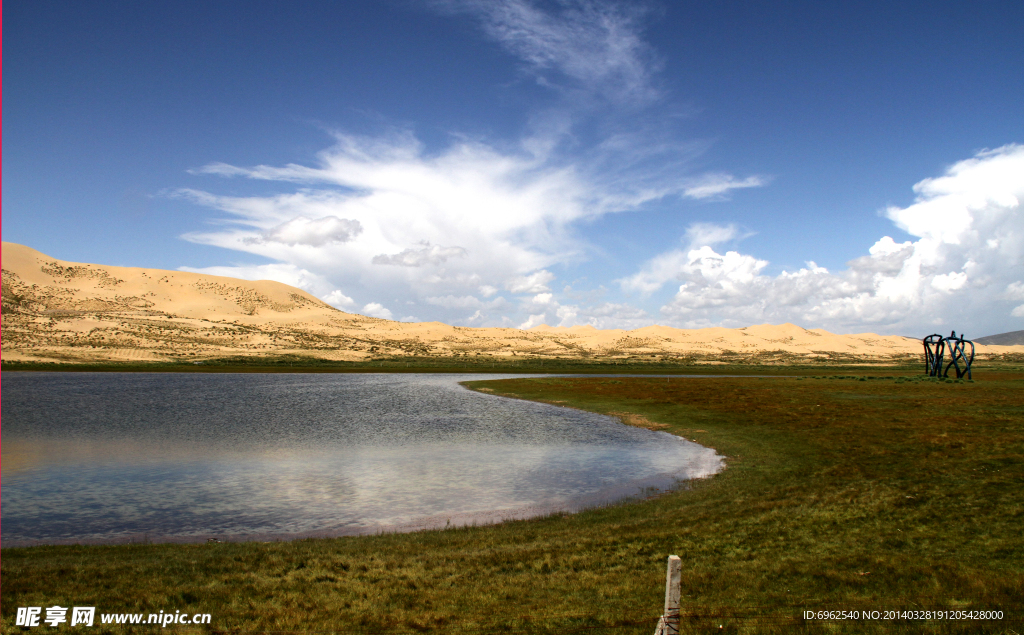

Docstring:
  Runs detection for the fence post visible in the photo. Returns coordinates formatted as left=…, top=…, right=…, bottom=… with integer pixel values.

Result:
left=654, top=555, right=682, bottom=635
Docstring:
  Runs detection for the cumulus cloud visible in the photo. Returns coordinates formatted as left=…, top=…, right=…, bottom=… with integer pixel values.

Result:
left=362, top=302, right=393, bottom=319
left=178, top=135, right=1023, bottom=334
left=321, top=289, right=355, bottom=309
left=619, top=222, right=750, bottom=296
left=1005, top=281, right=1024, bottom=301
left=179, top=131, right=593, bottom=321
left=518, top=313, right=548, bottom=329
left=372, top=242, right=468, bottom=267
left=641, top=144, right=1024, bottom=334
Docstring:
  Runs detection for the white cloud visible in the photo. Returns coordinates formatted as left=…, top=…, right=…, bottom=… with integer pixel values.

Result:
left=507, top=270, right=555, bottom=293
left=179, top=132, right=594, bottom=322
left=321, top=289, right=355, bottom=309
left=372, top=242, right=468, bottom=267
left=362, top=302, right=393, bottom=319
left=683, top=174, right=768, bottom=200
left=887, top=145, right=1023, bottom=244
left=425, top=295, right=484, bottom=309
left=244, top=216, right=362, bottom=247
left=553, top=301, right=651, bottom=329
left=425, top=295, right=509, bottom=310
left=931, top=271, right=968, bottom=292
left=554, top=304, right=578, bottom=326
left=1005, top=281, right=1024, bottom=301
left=684, top=222, right=745, bottom=249
left=619, top=222, right=753, bottom=296
left=588, top=302, right=648, bottom=320
left=643, top=144, right=1024, bottom=334
left=619, top=250, right=691, bottom=296
left=518, top=313, right=548, bottom=329
left=437, top=0, right=660, bottom=104
left=178, top=139, right=1023, bottom=335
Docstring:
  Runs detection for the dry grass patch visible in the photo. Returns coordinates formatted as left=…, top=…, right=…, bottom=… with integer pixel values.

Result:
left=608, top=411, right=670, bottom=430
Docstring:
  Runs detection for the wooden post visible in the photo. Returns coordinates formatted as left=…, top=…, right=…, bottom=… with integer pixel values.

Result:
left=653, top=555, right=681, bottom=635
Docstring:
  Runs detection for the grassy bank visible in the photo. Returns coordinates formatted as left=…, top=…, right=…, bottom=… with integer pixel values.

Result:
left=0, top=355, right=943, bottom=375
left=3, top=370, right=1023, bottom=633
left=4, top=350, right=1021, bottom=375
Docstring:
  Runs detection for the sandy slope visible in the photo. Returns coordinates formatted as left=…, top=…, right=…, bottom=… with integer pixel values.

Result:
left=3, top=242, right=1019, bottom=364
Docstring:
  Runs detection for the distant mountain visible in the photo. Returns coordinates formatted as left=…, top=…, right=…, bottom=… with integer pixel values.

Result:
left=974, top=330, right=1024, bottom=346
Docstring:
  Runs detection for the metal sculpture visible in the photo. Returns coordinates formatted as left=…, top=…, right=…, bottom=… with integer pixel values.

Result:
left=923, top=333, right=946, bottom=376
left=922, top=330, right=974, bottom=379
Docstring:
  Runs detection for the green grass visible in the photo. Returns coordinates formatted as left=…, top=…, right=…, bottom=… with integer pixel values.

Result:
left=0, top=355, right=946, bottom=375
left=3, top=370, right=1023, bottom=633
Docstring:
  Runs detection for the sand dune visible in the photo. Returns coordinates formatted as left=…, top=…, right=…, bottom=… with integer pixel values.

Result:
left=3, top=242, right=1020, bottom=365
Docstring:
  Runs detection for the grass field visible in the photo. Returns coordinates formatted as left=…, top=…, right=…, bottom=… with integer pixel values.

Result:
left=0, top=356, right=921, bottom=374
left=3, top=368, right=1023, bottom=633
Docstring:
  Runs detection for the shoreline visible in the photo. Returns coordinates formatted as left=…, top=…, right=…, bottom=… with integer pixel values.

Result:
left=1, top=463, right=718, bottom=550
left=0, top=359, right=940, bottom=375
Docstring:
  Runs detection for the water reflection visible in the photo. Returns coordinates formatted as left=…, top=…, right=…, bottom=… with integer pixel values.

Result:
left=2, top=373, right=723, bottom=546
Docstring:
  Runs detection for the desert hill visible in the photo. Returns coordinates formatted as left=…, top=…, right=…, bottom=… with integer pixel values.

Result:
left=4, top=242, right=1021, bottom=365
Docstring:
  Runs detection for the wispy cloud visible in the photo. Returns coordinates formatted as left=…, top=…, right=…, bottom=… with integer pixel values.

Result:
left=244, top=216, right=362, bottom=247
left=372, top=242, right=468, bottom=267
left=683, top=222, right=751, bottom=249
left=683, top=174, right=769, bottom=200
left=435, top=0, right=660, bottom=104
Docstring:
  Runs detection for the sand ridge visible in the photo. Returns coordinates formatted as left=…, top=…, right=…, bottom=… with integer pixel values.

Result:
left=3, top=242, right=1021, bottom=365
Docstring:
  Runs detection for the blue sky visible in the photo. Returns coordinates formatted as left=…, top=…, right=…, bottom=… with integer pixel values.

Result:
left=5, top=0, right=1024, bottom=335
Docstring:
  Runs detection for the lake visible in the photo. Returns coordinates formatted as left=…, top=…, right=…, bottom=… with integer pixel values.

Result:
left=1, top=372, right=723, bottom=546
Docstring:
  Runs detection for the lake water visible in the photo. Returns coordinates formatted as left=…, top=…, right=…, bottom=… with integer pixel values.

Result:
left=1, top=372, right=723, bottom=546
